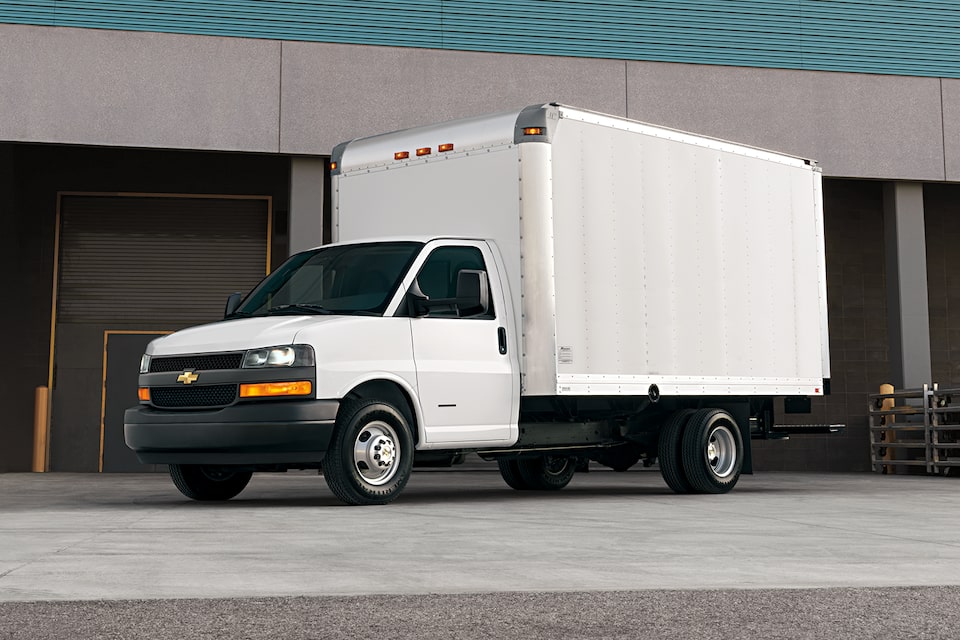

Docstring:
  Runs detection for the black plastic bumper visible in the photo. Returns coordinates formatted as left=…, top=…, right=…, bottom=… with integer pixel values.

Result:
left=124, top=400, right=339, bottom=465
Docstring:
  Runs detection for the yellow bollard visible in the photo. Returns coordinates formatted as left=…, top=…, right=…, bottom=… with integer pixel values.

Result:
left=32, top=386, right=49, bottom=472
left=880, top=383, right=895, bottom=475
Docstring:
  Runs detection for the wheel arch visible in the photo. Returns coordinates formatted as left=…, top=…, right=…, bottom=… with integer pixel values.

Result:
left=341, top=377, right=422, bottom=445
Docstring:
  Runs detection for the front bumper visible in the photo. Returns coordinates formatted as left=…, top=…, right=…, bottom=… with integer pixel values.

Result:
left=124, top=400, right=339, bottom=465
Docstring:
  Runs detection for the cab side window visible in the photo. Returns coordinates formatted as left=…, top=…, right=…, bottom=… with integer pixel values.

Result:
left=414, top=246, right=494, bottom=319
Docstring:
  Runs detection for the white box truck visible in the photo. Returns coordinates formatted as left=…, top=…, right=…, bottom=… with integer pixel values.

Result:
left=125, top=104, right=831, bottom=505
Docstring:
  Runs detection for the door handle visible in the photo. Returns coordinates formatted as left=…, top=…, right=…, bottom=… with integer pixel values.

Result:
left=498, top=327, right=508, bottom=355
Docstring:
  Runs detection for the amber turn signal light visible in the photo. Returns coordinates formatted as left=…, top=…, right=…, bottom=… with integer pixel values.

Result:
left=239, top=381, right=313, bottom=398
left=138, top=388, right=150, bottom=402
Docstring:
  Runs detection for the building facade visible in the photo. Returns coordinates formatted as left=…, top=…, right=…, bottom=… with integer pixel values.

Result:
left=2, top=1, right=959, bottom=472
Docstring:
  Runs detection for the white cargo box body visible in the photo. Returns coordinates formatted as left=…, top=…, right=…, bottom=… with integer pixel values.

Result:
left=332, top=104, right=829, bottom=398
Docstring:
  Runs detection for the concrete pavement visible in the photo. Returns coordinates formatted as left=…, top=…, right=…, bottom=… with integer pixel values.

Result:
left=1, top=469, right=959, bottom=601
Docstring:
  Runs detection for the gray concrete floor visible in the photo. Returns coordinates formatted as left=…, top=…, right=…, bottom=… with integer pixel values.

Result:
left=1, top=469, right=959, bottom=637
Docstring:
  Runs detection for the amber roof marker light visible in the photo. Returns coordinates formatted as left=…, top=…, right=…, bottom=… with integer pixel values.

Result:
left=394, top=151, right=410, bottom=160
left=416, top=147, right=432, bottom=157
left=438, top=143, right=455, bottom=152
left=523, top=127, right=544, bottom=136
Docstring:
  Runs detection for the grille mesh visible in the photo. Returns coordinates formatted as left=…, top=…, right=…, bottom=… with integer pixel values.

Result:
left=150, top=353, right=244, bottom=373
left=151, top=385, right=238, bottom=408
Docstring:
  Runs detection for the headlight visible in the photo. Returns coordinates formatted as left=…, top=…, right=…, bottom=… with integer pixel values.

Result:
left=139, top=354, right=151, bottom=374
left=242, top=345, right=315, bottom=368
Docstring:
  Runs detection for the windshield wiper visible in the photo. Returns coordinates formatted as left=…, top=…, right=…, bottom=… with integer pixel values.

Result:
left=266, top=303, right=333, bottom=315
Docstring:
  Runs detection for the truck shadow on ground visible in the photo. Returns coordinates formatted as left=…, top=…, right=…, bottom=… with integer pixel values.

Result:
left=138, top=476, right=777, bottom=509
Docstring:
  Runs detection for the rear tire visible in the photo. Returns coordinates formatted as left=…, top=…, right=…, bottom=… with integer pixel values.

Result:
left=657, top=409, right=696, bottom=493
left=681, top=408, right=743, bottom=494
left=516, top=455, right=576, bottom=490
left=323, top=398, right=414, bottom=505
left=168, top=464, right=252, bottom=501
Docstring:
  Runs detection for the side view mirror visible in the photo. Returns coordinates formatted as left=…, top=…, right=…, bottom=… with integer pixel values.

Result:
left=405, top=270, right=489, bottom=318
left=224, top=292, right=243, bottom=318
left=455, top=270, right=489, bottom=317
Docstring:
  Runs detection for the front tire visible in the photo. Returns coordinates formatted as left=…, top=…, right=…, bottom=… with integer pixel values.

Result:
left=497, top=459, right=531, bottom=490
left=681, top=409, right=743, bottom=494
left=516, top=455, right=576, bottom=490
left=323, top=398, right=414, bottom=505
left=168, top=464, right=252, bottom=501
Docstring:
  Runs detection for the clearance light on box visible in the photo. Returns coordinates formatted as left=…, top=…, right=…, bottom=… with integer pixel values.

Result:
left=240, top=381, right=313, bottom=398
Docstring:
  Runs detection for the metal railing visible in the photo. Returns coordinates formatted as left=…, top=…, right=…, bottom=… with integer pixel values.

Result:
left=869, top=383, right=960, bottom=475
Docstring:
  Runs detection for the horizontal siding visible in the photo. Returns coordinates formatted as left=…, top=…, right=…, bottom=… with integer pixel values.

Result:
left=1, top=0, right=959, bottom=77
left=0, top=0, right=54, bottom=24
left=441, top=0, right=806, bottom=69
left=799, top=1, right=960, bottom=77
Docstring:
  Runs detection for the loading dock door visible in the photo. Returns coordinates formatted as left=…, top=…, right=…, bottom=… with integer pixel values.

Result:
left=50, top=194, right=271, bottom=472
left=101, top=331, right=169, bottom=472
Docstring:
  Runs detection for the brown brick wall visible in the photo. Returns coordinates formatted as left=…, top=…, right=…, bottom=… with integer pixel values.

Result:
left=925, top=184, right=960, bottom=390
left=753, top=179, right=889, bottom=472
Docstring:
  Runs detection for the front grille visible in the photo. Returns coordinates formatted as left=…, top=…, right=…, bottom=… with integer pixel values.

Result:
left=151, top=385, right=238, bottom=408
left=150, top=353, right=244, bottom=373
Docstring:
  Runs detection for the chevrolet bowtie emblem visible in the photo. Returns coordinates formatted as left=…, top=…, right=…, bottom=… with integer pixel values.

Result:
left=177, top=371, right=199, bottom=385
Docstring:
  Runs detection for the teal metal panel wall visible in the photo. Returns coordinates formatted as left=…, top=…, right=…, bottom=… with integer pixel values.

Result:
left=1, top=0, right=958, bottom=78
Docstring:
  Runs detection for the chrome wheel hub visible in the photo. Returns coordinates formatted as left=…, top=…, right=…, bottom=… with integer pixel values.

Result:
left=353, top=421, right=400, bottom=486
left=706, top=424, right=737, bottom=479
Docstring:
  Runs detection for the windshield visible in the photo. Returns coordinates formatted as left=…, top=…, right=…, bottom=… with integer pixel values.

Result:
left=233, top=241, right=423, bottom=317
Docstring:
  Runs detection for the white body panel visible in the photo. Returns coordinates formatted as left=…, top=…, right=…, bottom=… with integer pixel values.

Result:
left=333, top=104, right=830, bottom=399
left=548, top=113, right=825, bottom=396
left=147, top=297, right=518, bottom=448
left=391, top=239, right=519, bottom=448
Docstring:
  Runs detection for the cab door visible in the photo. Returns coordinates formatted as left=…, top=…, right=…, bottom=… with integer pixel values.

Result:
left=406, top=241, right=516, bottom=446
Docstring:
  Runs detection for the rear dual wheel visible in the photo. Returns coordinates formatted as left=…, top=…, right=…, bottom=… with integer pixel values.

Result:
left=658, top=408, right=743, bottom=494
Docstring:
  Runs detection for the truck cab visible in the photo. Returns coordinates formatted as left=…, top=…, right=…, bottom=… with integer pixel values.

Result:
left=125, top=237, right=521, bottom=504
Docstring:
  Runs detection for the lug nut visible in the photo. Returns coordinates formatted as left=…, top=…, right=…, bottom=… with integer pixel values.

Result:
left=374, top=454, right=380, bottom=460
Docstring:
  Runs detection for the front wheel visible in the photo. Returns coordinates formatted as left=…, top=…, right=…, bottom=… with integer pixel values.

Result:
left=681, top=409, right=743, bottom=494
left=323, top=398, right=414, bottom=505
left=516, top=455, right=577, bottom=491
left=497, top=459, right=530, bottom=490
left=168, top=464, right=252, bottom=501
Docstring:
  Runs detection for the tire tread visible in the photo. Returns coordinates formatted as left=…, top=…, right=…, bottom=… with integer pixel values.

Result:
left=323, top=398, right=413, bottom=505
left=681, top=408, right=743, bottom=494
left=658, top=409, right=696, bottom=493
